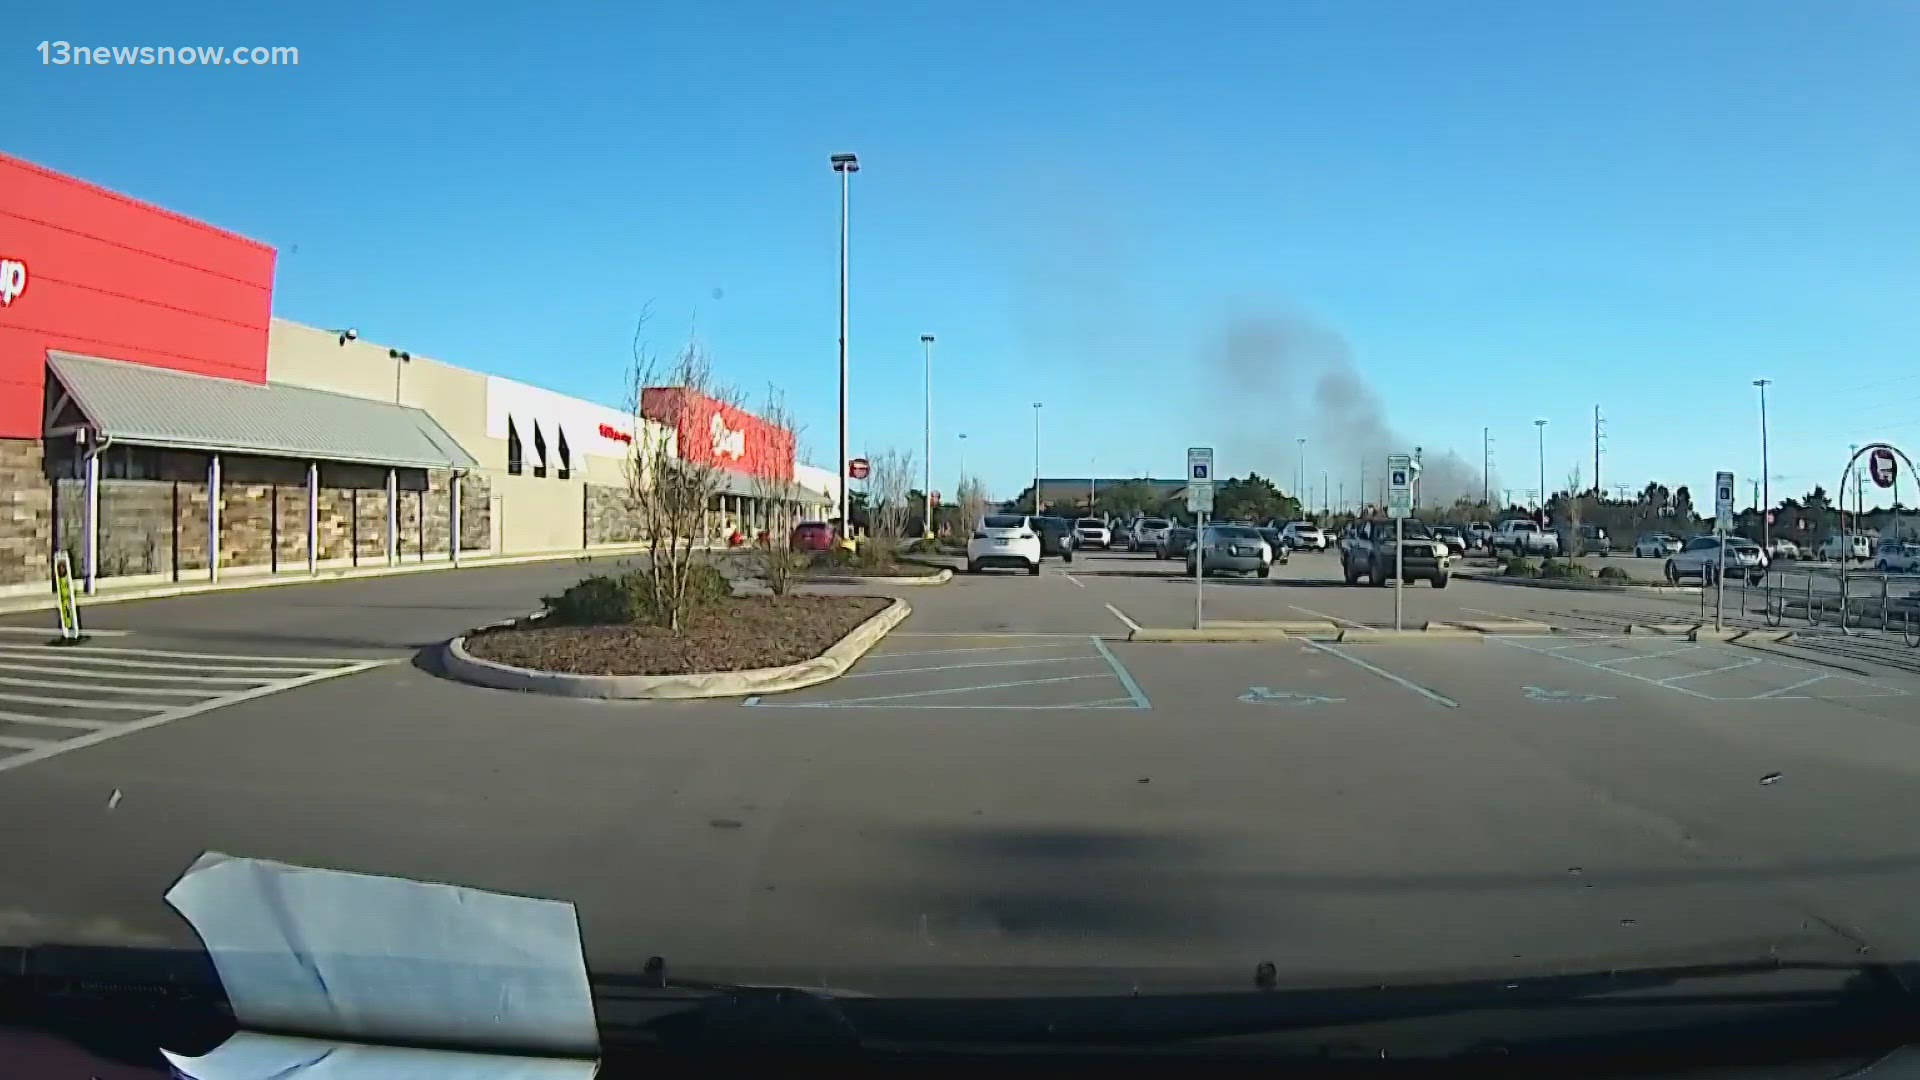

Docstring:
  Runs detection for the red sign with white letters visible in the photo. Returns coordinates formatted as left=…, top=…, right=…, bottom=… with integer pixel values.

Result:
left=639, top=387, right=793, bottom=480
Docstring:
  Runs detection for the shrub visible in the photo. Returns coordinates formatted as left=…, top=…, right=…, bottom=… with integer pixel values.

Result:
left=542, top=564, right=732, bottom=627
left=1538, top=558, right=1581, bottom=579
left=1597, top=566, right=1631, bottom=582
left=1502, top=556, right=1536, bottom=578
left=542, top=574, right=640, bottom=625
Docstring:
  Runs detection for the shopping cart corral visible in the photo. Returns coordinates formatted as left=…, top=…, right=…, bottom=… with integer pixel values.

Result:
left=1759, top=564, right=1920, bottom=648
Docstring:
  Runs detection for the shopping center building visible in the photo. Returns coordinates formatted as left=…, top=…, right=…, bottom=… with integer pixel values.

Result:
left=0, top=150, right=833, bottom=595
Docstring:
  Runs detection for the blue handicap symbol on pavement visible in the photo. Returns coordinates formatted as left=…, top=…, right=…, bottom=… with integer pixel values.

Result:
left=1240, top=686, right=1343, bottom=706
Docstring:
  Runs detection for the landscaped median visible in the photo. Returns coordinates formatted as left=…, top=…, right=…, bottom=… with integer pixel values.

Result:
left=444, top=595, right=909, bottom=699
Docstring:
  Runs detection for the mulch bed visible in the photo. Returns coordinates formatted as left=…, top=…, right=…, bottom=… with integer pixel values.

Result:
left=463, top=595, right=892, bottom=676
left=802, top=559, right=946, bottom=578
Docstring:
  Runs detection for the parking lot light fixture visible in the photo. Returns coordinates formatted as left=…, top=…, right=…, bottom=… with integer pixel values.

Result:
left=1032, top=403, right=1043, bottom=515
left=830, top=152, right=859, bottom=525
left=1535, top=420, right=1548, bottom=512
left=1754, top=379, right=1771, bottom=551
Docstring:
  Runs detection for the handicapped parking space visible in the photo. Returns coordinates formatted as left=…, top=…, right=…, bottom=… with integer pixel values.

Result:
left=742, top=635, right=1150, bottom=710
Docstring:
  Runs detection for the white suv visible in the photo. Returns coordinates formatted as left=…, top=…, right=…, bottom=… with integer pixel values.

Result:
left=1072, top=518, right=1110, bottom=550
left=1874, top=538, right=1920, bottom=573
left=968, top=514, right=1043, bottom=575
left=1128, top=517, right=1173, bottom=552
left=1279, top=521, right=1327, bottom=551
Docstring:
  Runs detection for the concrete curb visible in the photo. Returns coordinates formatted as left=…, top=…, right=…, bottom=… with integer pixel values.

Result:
left=1455, top=570, right=1697, bottom=595
left=439, top=597, right=911, bottom=700
left=0, top=541, right=711, bottom=617
left=803, top=568, right=953, bottom=586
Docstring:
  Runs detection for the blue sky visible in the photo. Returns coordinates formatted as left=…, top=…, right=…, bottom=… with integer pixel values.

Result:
left=8, top=0, right=1920, bottom=508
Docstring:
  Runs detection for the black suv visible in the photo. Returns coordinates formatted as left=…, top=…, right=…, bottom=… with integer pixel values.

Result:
left=1340, top=518, right=1452, bottom=588
left=1032, top=516, right=1076, bottom=562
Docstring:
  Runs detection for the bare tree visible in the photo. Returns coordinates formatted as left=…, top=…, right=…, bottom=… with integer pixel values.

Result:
left=1563, top=465, right=1586, bottom=564
left=747, top=386, right=806, bottom=596
left=624, top=315, right=737, bottom=630
left=867, top=448, right=917, bottom=541
left=955, top=474, right=988, bottom=536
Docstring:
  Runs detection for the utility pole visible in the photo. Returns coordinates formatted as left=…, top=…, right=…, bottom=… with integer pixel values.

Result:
left=1534, top=420, right=1548, bottom=514
left=1482, top=427, right=1491, bottom=507
left=1031, top=402, right=1043, bottom=515
left=1754, top=379, right=1771, bottom=551
left=1593, top=405, right=1604, bottom=501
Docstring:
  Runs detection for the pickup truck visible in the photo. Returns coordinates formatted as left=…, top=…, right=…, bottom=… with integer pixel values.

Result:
left=1491, top=518, right=1560, bottom=557
left=1341, top=519, right=1452, bottom=588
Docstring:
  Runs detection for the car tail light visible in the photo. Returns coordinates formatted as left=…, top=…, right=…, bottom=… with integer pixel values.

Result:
left=972, top=531, right=988, bottom=539
left=1019, top=532, right=1035, bottom=540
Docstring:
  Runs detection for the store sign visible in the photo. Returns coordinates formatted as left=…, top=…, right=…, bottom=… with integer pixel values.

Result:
left=597, top=423, right=632, bottom=444
left=710, top=413, right=744, bottom=461
left=0, top=257, right=27, bottom=307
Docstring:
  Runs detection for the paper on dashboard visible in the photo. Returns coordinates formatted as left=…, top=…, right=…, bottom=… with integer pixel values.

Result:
left=159, top=852, right=599, bottom=1080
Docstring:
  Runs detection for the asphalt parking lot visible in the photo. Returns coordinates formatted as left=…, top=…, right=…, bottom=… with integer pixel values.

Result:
left=4, top=547, right=1920, bottom=999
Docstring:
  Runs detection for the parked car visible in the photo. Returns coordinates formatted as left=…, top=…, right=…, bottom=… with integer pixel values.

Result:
left=1465, top=522, right=1495, bottom=550
left=1341, top=519, right=1452, bottom=588
left=1128, top=517, right=1174, bottom=552
left=1564, top=525, right=1610, bottom=556
left=1766, top=537, right=1803, bottom=561
left=1185, top=524, right=1273, bottom=577
left=1665, top=535, right=1767, bottom=585
left=789, top=520, right=836, bottom=552
left=1032, top=516, right=1075, bottom=562
left=1157, top=526, right=1197, bottom=560
left=1072, top=518, right=1110, bottom=550
left=1819, top=533, right=1873, bottom=562
left=1491, top=518, right=1560, bottom=556
left=967, top=514, right=1043, bottom=575
left=1278, top=521, right=1329, bottom=551
left=1874, top=538, right=1920, bottom=573
left=1631, top=532, right=1681, bottom=558
left=1256, top=528, right=1293, bottom=565
left=1429, top=524, right=1468, bottom=557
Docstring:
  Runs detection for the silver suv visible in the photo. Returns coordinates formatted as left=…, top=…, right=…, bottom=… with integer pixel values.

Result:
left=1128, top=517, right=1173, bottom=552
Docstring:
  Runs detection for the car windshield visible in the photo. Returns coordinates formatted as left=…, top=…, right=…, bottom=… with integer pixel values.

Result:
left=25, top=10, right=1920, bottom=1066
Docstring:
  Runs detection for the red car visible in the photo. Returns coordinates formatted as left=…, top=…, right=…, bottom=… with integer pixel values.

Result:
left=790, top=520, right=836, bottom=551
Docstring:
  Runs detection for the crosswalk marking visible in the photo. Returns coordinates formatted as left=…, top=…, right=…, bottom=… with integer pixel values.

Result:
left=0, top=642, right=397, bottom=773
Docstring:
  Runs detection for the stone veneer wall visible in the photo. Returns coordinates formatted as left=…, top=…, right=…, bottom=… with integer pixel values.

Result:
left=0, top=439, right=54, bottom=586
left=27, top=452, right=496, bottom=585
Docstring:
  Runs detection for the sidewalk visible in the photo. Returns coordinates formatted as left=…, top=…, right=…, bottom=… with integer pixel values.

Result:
left=0, top=541, right=718, bottom=617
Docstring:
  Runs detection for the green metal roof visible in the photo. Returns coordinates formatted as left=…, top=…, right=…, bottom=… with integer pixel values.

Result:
left=48, top=351, right=478, bottom=470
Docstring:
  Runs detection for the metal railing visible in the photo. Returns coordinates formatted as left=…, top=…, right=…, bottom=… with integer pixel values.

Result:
left=1758, top=563, right=1920, bottom=646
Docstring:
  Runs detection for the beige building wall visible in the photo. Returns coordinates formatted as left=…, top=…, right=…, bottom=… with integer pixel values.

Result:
left=267, top=318, right=667, bottom=554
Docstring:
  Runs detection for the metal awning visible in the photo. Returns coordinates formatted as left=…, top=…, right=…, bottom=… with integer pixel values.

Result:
left=47, top=351, right=477, bottom=470
left=712, top=468, right=828, bottom=503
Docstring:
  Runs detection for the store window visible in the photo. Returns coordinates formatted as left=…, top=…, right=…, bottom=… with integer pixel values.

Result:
left=507, top=417, right=523, bottom=475
left=532, top=421, right=548, bottom=478
left=556, top=427, right=571, bottom=480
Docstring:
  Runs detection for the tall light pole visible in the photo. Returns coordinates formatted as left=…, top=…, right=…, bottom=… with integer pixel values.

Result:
left=1754, top=379, right=1771, bottom=551
left=920, top=333, right=934, bottom=538
left=1534, top=420, right=1548, bottom=514
left=1031, top=403, right=1043, bottom=515
left=830, top=152, right=859, bottom=525
left=1482, top=427, right=1491, bottom=507
left=1296, top=438, right=1307, bottom=507
left=957, top=432, right=967, bottom=478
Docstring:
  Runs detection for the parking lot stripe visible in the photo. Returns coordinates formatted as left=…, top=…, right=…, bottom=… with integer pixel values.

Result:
left=865, top=642, right=1081, bottom=661
left=1660, top=660, right=1763, bottom=683
left=1591, top=647, right=1701, bottom=666
left=0, top=649, right=322, bottom=675
left=839, top=655, right=1096, bottom=680
left=0, top=711, right=111, bottom=730
left=0, top=643, right=365, bottom=665
left=1103, top=604, right=1142, bottom=633
left=764, top=700, right=1144, bottom=710
left=1755, top=674, right=1832, bottom=698
left=1091, top=636, right=1151, bottom=709
left=0, top=659, right=396, bottom=776
left=0, top=663, right=274, bottom=685
left=0, top=735, right=53, bottom=751
left=0, top=690, right=155, bottom=712
left=0, top=675, right=222, bottom=698
left=1288, top=604, right=1368, bottom=629
left=805, top=673, right=1110, bottom=706
left=1063, top=573, right=1087, bottom=588
left=1300, top=640, right=1460, bottom=708
left=0, top=625, right=132, bottom=638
